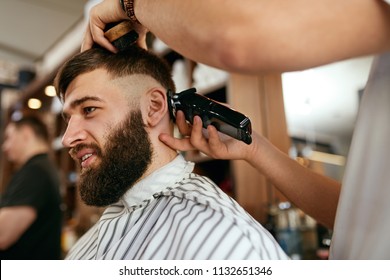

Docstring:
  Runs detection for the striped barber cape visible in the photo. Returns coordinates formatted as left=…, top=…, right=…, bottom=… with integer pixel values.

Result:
left=65, top=155, right=288, bottom=260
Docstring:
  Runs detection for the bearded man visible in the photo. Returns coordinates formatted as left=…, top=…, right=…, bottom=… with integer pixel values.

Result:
left=55, top=46, right=288, bottom=260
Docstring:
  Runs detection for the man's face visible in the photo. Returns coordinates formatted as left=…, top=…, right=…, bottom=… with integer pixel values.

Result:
left=61, top=69, right=153, bottom=207
left=2, top=123, right=24, bottom=165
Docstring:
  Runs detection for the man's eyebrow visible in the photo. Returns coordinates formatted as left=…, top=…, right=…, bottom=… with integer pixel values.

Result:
left=69, top=96, right=105, bottom=108
left=61, top=96, right=105, bottom=121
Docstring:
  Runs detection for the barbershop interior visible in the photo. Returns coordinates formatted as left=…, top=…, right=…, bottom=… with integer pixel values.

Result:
left=0, top=1, right=375, bottom=260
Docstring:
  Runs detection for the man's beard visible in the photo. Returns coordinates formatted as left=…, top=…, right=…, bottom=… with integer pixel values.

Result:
left=72, top=110, right=153, bottom=207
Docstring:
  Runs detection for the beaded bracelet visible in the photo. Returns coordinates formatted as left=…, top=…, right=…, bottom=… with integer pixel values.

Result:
left=122, top=0, right=140, bottom=24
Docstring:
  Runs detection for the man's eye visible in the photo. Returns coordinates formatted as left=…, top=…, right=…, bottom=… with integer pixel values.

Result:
left=84, top=107, right=96, bottom=115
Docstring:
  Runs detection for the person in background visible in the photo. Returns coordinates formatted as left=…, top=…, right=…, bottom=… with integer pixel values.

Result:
left=54, top=45, right=288, bottom=260
left=0, top=116, right=62, bottom=259
left=82, top=0, right=390, bottom=259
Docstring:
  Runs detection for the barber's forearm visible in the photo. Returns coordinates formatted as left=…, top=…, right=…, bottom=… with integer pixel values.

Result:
left=136, top=0, right=390, bottom=73
left=247, top=134, right=340, bottom=229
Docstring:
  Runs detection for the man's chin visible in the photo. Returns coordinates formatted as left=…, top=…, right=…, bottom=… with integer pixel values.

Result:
left=79, top=168, right=90, bottom=176
left=79, top=160, right=101, bottom=174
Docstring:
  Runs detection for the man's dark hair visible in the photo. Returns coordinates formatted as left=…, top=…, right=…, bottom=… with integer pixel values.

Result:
left=54, top=45, right=176, bottom=102
left=12, top=115, right=50, bottom=143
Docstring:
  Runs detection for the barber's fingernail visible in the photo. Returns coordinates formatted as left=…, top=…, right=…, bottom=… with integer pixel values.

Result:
left=194, top=116, right=201, bottom=124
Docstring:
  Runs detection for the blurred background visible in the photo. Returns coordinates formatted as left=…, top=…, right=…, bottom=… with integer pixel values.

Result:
left=0, top=0, right=373, bottom=259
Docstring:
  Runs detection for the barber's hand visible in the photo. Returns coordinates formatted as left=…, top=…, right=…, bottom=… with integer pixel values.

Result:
left=82, top=0, right=148, bottom=52
left=159, top=111, right=255, bottom=161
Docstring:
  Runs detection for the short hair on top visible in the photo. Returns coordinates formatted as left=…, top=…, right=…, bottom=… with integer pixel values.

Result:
left=54, top=45, right=176, bottom=102
left=11, top=115, right=50, bottom=143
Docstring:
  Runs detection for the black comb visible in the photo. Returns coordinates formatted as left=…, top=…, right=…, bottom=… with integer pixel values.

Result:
left=104, top=21, right=139, bottom=51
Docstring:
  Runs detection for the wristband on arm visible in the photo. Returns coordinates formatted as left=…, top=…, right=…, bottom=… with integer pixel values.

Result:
left=121, top=0, right=140, bottom=24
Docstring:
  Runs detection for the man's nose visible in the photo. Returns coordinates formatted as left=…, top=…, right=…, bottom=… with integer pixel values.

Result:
left=61, top=117, right=87, bottom=148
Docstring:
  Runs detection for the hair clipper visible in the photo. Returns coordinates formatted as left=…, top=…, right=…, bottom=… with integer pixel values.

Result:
left=168, top=88, right=252, bottom=144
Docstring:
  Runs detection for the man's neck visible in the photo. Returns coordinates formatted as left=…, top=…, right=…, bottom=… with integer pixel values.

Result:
left=141, top=145, right=178, bottom=181
left=18, top=144, right=49, bottom=167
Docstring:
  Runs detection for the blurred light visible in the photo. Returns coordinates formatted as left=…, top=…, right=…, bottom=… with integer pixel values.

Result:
left=11, top=110, right=23, bottom=121
left=45, top=85, right=57, bottom=97
left=278, top=201, right=291, bottom=210
left=28, top=98, right=42, bottom=109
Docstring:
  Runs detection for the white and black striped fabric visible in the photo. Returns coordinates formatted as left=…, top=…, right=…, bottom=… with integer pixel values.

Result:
left=66, top=155, right=289, bottom=260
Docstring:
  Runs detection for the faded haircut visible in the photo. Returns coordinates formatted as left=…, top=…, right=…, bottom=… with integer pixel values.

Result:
left=54, top=45, right=176, bottom=102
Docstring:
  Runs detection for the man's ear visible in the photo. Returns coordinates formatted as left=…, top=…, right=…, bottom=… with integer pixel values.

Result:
left=144, top=88, right=168, bottom=127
